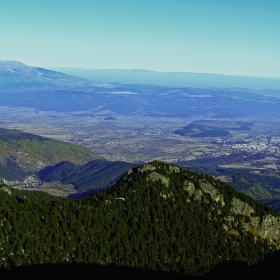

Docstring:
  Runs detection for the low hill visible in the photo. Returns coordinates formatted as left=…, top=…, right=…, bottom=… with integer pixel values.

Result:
left=0, top=127, right=100, bottom=185
left=173, top=123, right=231, bottom=137
left=1, top=160, right=280, bottom=277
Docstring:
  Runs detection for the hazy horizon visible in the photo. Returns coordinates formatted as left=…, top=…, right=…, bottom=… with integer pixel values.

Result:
left=1, top=59, right=280, bottom=80
left=49, top=66, right=280, bottom=80
left=1, top=1, right=280, bottom=78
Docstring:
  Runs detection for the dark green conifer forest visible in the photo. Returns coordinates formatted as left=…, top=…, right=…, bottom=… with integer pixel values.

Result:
left=0, top=161, right=279, bottom=278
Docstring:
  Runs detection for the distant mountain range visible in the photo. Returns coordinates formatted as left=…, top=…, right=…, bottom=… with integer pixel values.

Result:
left=0, top=60, right=92, bottom=92
left=1, top=60, right=280, bottom=94
left=1, top=60, right=280, bottom=118
left=49, top=67, right=280, bottom=92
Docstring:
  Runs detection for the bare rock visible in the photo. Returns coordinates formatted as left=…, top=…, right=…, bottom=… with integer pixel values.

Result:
left=258, top=215, right=280, bottom=240
left=138, top=164, right=156, bottom=173
left=250, top=216, right=261, bottom=229
left=168, top=166, right=180, bottom=173
left=194, top=189, right=203, bottom=200
left=0, top=185, right=12, bottom=195
left=183, top=181, right=195, bottom=195
left=148, top=172, right=169, bottom=187
left=201, top=183, right=225, bottom=206
left=127, top=168, right=133, bottom=175
left=231, top=197, right=255, bottom=216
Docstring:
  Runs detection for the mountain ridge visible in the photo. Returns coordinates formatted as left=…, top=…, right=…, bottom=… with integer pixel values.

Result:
left=49, top=67, right=280, bottom=91
left=0, top=127, right=100, bottom=188
left=2, top=60, right=280, bottom=92
left=0, top=60, right=93, bottom=92
left=39, top=159, right=141, bottom=193
left=1, top=160, right=280, bottom=277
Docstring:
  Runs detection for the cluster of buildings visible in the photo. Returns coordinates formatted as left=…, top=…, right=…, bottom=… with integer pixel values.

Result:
left=222, top=135, right=280, bottom=154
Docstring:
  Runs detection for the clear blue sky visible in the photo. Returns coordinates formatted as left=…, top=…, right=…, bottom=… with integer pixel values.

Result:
left=1, top=0, right=280, bottom=77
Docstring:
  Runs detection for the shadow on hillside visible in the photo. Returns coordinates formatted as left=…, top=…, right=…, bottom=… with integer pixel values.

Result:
left=67, top=189, right=97, bottom=199
left=1, top=251, right=280, bottom=279
left=205, top=250, right=280, bottom=278
left=0, top=263, right=195, bottom=280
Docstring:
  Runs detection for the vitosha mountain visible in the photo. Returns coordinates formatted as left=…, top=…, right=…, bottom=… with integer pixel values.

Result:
left=0, top=160, right=280, bottom=278
left=0, top=60, right=90, bottom=91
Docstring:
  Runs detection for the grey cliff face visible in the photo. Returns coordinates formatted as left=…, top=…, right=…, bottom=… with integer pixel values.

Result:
left=257, top=215, right=280, bottom=240
left=231, top=197, right=255, bottom=216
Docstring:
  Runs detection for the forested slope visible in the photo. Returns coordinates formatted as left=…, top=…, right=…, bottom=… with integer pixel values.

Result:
left=0, top=161, right=280, bottom=278
left=39, top=159, right=140, bottom=192
left=0, top=127, right=100, bottom=184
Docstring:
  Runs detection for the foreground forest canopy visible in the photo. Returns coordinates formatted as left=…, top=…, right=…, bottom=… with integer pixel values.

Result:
left=1, top=161, right=280, bottom=278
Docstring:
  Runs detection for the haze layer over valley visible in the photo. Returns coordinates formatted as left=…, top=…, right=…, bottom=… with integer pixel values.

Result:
left=1, top=60, right=280, bottom=204
left=1, top=61, right=280, bottom=161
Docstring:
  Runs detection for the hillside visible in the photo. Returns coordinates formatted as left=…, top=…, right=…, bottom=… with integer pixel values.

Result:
left=177, top=159, right=280, bottom=214
left=1, top=160, right=280, bottom=278
left=39, top=159, right=140, bottom=194
left=0, top=127, right=100, bottom=185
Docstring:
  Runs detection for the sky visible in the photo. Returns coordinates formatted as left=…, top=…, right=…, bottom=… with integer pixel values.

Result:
left=1, top=0, right=280, bottom=78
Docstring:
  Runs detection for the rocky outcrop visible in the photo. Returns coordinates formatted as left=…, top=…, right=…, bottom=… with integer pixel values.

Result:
left=201, top=182, right=225, bottom=206
left=182, top=180, right=225, bottom=205
left=127, top=168, right=134, bottom=175
left=168, top=166, right=180, bottom=173
left=148, top=172, right=170, bottom=187
left=1, top=175, right=40, bottom=189
left=194, top=189, right=203, bottom=200
left=249, top=216, right=260, bottom=229
left=126, top=161, right=280, bottom=247
left=227, top=198, right=280, bottom=243
left=231, top=197, right=255, bottom=216
left=0, top=185, right=12, bottom=195
left=258, top=215, right=280, bottom=240
left=138, top=163, right=156, bottom=173
left=0, top=179, right=21, bottom=186
left=183, top=181, right=195, bottom=195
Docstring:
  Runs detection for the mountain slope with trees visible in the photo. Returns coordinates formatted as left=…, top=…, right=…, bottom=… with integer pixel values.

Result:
left=39, top=159, right=140, bottom=193
left=0, top=127, right=100, bottom=185
left=0, top=160, right=280, bottom=278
